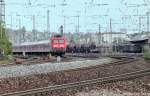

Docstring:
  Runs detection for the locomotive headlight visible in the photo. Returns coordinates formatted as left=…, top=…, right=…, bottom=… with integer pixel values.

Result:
left=60, top=45, right=64, bottom=47
left=53, top=45, right=58, bottom=48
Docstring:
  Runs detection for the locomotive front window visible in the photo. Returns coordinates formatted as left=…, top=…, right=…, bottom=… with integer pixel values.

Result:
left=53, top=40, right=59, bottom=43
left=59, top=40, right=64, bottom=43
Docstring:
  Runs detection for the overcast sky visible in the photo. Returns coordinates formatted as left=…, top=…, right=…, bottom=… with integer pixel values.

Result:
left=5, top=0, right=150, bottom=33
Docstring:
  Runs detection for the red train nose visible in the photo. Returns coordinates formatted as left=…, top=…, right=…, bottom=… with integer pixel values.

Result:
left=53, top=44, right=58, bottom=48
left=60, top=45, right=65, bottom=48
left=53, top=44, right=65, bottom=49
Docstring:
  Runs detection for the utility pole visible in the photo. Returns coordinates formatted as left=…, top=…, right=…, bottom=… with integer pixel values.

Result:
left=33, top=15, right=35, bottom=33
left=76, top=11, right=80, bottom=45
left=77, top=15, right=80, bottom=33
left=63, top=16, right=66, bottom=34
left=110, top=19, right=112, bottom=33
left=19, top=18, right=21, bottom=43
left=147, top=12, right=149, bottom=32
left=147, top=12, right=150, bottom=44
left=77, top=15, right=80, bottom=45
left=110, top=18, right=112, bottom=43
left=47, top=10, right=50, bottom=37
left=139, top=16, right=142, bottom=33
left=61, top=0, right=67, bottom=35
left=32, top=15, right=36, bottom=41
left=60, top=25, right=63, bottom=36
left=0, top=0, right=5, bottom=38
left=10, top=15, right=13, bottom=29
left=98, top=24, right=101, bottom=44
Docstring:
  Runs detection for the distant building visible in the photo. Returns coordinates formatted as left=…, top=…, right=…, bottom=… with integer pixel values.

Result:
left=97, top=32, right=129, bottom=44
left=64, top=32, right=129, bottom=46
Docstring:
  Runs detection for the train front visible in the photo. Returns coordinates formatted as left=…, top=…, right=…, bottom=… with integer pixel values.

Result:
left=51, top=36, right=67, bottom=56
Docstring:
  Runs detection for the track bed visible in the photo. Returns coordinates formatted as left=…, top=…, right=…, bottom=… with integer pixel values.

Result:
left=0, top=57, right=149, bottom=95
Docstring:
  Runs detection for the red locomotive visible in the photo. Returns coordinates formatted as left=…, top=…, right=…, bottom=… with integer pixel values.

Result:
left=51, top=34, right=67, bottom=56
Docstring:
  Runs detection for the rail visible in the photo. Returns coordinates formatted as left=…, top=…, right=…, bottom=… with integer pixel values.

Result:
left=2, top=68, right=150, bottom=96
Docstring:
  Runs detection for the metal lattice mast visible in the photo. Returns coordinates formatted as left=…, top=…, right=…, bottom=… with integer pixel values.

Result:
left=147, top=12, right=149, bottom=33
left=0, top=0, right=5, bottom=38
left=98, top=24, right=101, bottom=44
left=110, top=18, right=112, bottom=43
left=32, top=15, right=36, bottom=41
left=47, top=10, right=50, bottom=35
left=0, top=0, right=5, bottom=23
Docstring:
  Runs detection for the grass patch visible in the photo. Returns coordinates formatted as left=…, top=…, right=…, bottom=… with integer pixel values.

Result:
left=0, top=60, right=12, bottom=64
left=144, top=52, right=150, bottom=60
left=0, top=55, right=13, bottom=64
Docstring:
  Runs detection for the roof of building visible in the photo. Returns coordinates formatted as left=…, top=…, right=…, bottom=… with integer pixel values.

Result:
left=129, top=34, right=148, bottom=42
left=128, top=34, right=149, bottom=44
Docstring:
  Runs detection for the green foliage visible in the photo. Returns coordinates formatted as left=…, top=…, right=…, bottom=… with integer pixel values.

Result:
left=144, top=52, right=150, bottom=60
left=0, top=38, right=12, bottom=55
left=0, top=23, right=12, bottom=55
left=144, top=46, right=150, bottom=60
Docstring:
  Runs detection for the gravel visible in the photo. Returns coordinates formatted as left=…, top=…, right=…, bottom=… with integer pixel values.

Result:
left=43, top=76, right=150, bottom=96
left=0, top=58, right=150, bottom=94
left=0, top=57, right=113, bottom=79
left=76, top=89, right=150, bottom=96
left=75, top=76, right=150, bottom=96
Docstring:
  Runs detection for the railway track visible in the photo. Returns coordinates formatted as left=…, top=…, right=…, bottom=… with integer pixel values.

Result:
left=0, top=55, right=138, bottom=79
left=0, top=55, right=143, bottom=95
left=0, top=53, right=137, bottom=67
left=66, top=53, right=143, bottom=58
left=0, top=55, right=70, bottom=67
left=2, top=68, right=150, bottom=96
left=65, top=53, right=138, bottom=65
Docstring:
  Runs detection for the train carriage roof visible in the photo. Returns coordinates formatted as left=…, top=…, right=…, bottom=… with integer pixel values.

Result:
left=13, top=40, right=50, bottom=47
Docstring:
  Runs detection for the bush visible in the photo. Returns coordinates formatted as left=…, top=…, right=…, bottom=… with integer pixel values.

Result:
left=0, top=38, right=12, bottom=55
left=0, top=23, right=12, bottom=55
left=144, top=52, right=150, bottom=60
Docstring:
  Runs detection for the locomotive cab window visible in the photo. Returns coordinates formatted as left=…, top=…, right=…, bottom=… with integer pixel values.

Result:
left=59, top=40, right=64, bottom=43
left=53, top=40, right=59, bottom=43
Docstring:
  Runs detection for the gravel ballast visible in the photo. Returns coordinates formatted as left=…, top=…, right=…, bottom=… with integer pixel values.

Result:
left=0, top=58, right=112, bottom=79
left=0, top=58, right=150, bottom=94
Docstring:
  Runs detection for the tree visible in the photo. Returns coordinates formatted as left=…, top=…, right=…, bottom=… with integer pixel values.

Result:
left=0, top=22, right=12, bottom=55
